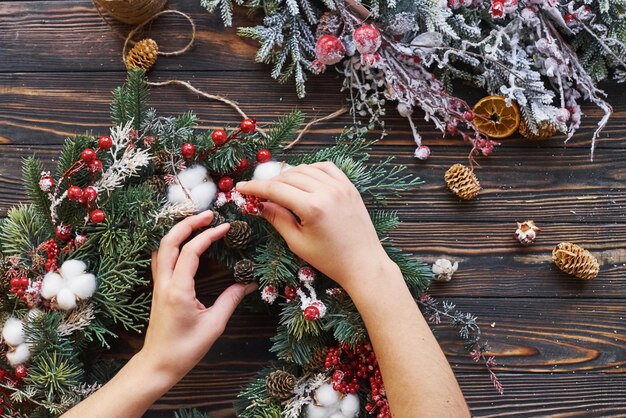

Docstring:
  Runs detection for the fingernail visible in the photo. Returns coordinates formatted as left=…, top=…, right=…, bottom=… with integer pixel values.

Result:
left=236, top=181, right=247, bottom=189
left=244, top=283, right=258, bottom=295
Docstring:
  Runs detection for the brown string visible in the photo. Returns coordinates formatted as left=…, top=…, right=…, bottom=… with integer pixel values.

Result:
left=122, top=10, right=196, bottom=65
left=284, top=107, right=349, bottom=150
left=92, top=0, right=166, bottom=25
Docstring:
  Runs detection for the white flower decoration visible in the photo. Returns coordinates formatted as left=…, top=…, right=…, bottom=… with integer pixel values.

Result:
left=432, top=258, right=459, bottom=282
left=167, top=165, right=217, bottom=212
left=306, top=384, right=359, bottom=418
left=252, top=161, right=293, bottom=181
left=1, top=311, right=40, bottom=366
left=41, top=259, right=97, bottom=310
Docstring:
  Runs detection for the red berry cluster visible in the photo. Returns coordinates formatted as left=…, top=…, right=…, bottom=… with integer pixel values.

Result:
left=9, top=276, right=29, bottom=298
left=325, top=343, right=390, bottom=418
left=242, top=194, right=263, bottom=215
left=45, top=239, right=60, bottom=272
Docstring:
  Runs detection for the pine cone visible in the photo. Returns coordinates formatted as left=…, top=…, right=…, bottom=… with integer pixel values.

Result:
left=519, top=119, right=557, bottom=140
left=304, top=347, right=329, bottom=373
left=265, top=370, right=297, bottom=400
left=209, top=210, right=225, bottom=227
left=553, top=242, right=600, bottom=280
left=316, top=12, right=343, bottom=37
left=444, top=164, right=481, bottom=200
left=233, top=259, right=255, bottom=283
left=125, top=38, right=159, bottom=71
left=147, top=175, right=168, bottom=194
left=153, top=150, right=170, bottom=173
left=224, top=221, right=252, bottom=249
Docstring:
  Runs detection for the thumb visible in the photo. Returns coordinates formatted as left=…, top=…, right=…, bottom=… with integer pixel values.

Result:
left=260, top=201, right=300, bottom=242
left=207, top=282, right=257, bottom=329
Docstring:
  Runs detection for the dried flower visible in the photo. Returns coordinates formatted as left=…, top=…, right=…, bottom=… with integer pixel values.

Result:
left=432, top=258, right=459, bottom=282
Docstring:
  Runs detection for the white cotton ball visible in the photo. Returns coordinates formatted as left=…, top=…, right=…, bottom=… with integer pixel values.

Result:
left=190, top=181, right=218, bottom=212
left=306, top=403, right=330, bottom=418
left=56, top=288, right=77, bottom=311
left=2, top=317, right=25, bottom=346
left=252, top=161, right=292, bottom=181
left=67, top=273, right=97, bottom=299
left=315, top=383, right=341, bottom=408
left=327, top=413, right=345, bottom=418
left=177, top=165, right=208, bottom=189
left=340, top=394, right=360, bottom=417
left=60, top=259, right=87, bottom=279
left=167, top=184, right=188, bottom=204
left=6, top=343, right=30, bottom=366
left=41, top=272, right=65, bottom=299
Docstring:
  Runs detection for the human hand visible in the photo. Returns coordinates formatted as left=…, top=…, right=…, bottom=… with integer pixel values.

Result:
left=236, top=162, right=398, bottom=293
left=139, top=211, right=257, bottom=385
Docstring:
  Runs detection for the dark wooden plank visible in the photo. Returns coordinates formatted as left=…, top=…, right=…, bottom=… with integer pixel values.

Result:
left=0, top=1, right=261, bottom=72
left=1, top=72, right=625, bottom=149
left=109, top=298, right=626, bottom=415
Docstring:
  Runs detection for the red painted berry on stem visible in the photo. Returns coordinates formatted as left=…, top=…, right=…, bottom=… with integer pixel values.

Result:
left=284, top=286, right=297, bottom=301
left=256, top=148, right=272, bottom=163
left=240, top=119, right=256, bottom=134
left=55, top=224, right=72, bottom=241
left=237, top=158, right=249, bottom=172
left=315, top=35, right=346, bottom=65
left=564, top=13, right=575, bottom=24
left=181, top=143, right=196, bottom=159
left=98, top=135, right=113, bottom=150
left=446, top=124, right=458, bottom=134
left=90, top=209, right=105, bottom=224
left=217, top=176, right=234, bottom=192
left=463, top=111, right=474, bottom=121
left=211, top=129, right=228, bottom=146
left=303, top=305, right=321, bottom=321
left=67, top=185, right=83, bottom=202
left=88, top=160, right=103, bottom=173
left=354, top=25, right=382, bottom=55
left=14, top=365, right=27, bottom=379
left=20, top=277, right=28, bottom=288
left=81, top=148, right=97, bottom=164
left=82, top=186, right=98, bottom=203
left=10, top=278, right=20, bottom=289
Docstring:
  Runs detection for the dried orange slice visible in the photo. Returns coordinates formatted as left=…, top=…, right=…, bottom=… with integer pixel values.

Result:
left=472, top=96, right=521, bottom=139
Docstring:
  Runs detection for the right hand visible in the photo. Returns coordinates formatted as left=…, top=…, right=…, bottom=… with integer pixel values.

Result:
left=236, top=162, right=398, bottom=291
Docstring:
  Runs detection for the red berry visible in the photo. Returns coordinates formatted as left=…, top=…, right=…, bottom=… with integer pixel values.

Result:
left=354, top=25, right=382, bottom=55
left=237, top=158, right=249, bottom=172
left=81, top=148, right=97, bottom=163
left=88, top=159, right=103, bottom=173
left=82, top=186, right=98, bottom=203
left=211, top=129, right=228, bottom=146
left=14, top=365, right=27, bottom=379
left=240, top=119, right=256, bottom=134
left=67, top=185, right=83, bottom=202
left=256, top=148, right=272, bottom=163
left=90, top=209, right=105, bottom=224
left=284, top=285, right=297, bottom=301
left=55, top=224, right=72, bottom=241
left=10, top=278, right=20, bottom=289
left=98, top=135, right=113, bottom=150
left=446, top=124, right=458, bottom=134
left=564, top=12, right=575, bottom=23
left=181, top=143, right=196, bottom=159
left=15, top=289, right=24, bottom=297
left=20, top=277, right=29, bottom=288
left=217, top=176, right=234, bottom=192
left=315, top=35, right=346, bottom=65
left=303, top=305, right=321, bottom=321
left=464, top=111, right=474, bottom=121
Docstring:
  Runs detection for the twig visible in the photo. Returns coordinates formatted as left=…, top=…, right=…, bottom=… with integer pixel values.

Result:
left=284, top=107, right=348, bottom=150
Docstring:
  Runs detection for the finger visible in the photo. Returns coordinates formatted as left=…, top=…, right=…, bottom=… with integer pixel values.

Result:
left=311, top=161, right=351, bottom=184
left=259, top=201, right=301, bottom=241
left=236, top=180, right=309, bottom=215
left=291, top=164, right=335, bottom=184
left=151, top=251, right=158, bottom=281
left=206, top=282, right=258, bottom=331
left=173, top=223, right=231, bottom=290
left=276, top=170, right=326, bottom=193
left=158, top=210, right=215, bottom=276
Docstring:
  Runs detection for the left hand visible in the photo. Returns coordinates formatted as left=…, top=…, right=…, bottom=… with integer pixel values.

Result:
left=139, top=211, right=257, bottom=385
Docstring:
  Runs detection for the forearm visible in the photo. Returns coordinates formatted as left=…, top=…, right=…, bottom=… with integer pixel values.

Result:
left=62, top=351, right=175, bottom=418
left=345, top=260, right=470, bottom=418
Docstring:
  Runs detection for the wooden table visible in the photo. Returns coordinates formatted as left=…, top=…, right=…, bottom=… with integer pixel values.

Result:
left=1, top=2, right=626, bottom=417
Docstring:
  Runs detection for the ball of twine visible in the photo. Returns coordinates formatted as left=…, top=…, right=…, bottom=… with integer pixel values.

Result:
left=93, top=0, right=167, bottom=25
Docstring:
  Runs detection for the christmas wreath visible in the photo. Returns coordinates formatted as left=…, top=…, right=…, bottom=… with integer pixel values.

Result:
left=0, top=71, right=493, bottom=417
left=202, top=0, right=626, bottom=160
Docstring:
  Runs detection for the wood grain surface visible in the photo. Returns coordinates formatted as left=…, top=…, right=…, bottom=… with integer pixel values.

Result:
left=1, top=0, right=625, bottom=417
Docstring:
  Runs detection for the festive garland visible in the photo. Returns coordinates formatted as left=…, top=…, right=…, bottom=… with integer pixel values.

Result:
left=0, top=71, right=494, bottom=417
left=202, top=0, right=626, bottom=160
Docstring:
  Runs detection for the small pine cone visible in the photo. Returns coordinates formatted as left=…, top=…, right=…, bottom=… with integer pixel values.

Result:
left=444, top=164, right=481, bottom=200
left=316, top=12, right=343, bottom=37
left=519, top=119, right=558, bottom=140
left=153, top=150, right=170, bottom=172
left=265, top=370, right=297, bottom=400
left=209, top=210, right=225, bottom=227
left=224, top=221, right=252, bottom=249
left=553, top=242, right=600, bottom=280
left=147, top=175, right=168, bottom=194
left=233, top=259, right=255, bottom=283
left=125, top=38, right=159, bottom=71
left=305, top=347, right=329, bottom=373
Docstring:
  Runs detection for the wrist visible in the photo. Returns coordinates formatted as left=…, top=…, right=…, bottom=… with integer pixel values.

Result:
left=132, top=349, right=181, bottom=396
left=341, top=255, right=404, bottom=300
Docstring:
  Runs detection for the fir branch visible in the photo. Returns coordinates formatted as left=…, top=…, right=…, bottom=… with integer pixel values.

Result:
left=22, top=157, right=53, bottom=221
